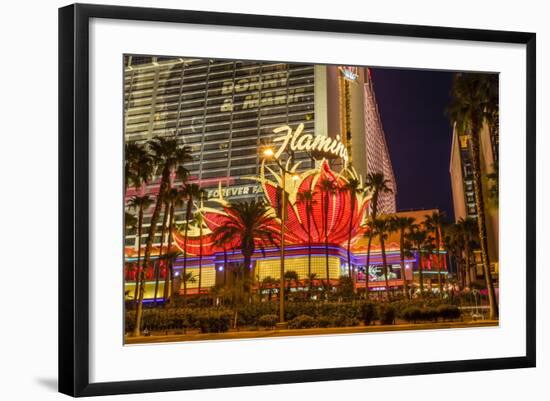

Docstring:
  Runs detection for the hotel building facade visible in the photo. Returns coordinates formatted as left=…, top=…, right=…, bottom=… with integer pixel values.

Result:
left=124, top=55, right=400, bottom=297
left=449, top=121, right=499, bottom=278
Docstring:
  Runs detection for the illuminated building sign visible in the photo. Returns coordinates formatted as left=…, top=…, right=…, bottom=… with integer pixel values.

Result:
left=219, top=72, right=305, bottom=112
left=272, top=123, right=349, bottom=165
left=206, top=184, right=262, bottom=199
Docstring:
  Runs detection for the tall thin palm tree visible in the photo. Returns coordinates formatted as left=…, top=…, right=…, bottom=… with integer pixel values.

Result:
left=372, top=216, right=391, bottom=298
left=409, top=225, right=428, bottom=295
left=424, top=211, right=446, bottom=297
left=364, top=172, right=393, bottom=297
left=392, top=215, right=416, bottom=298
left=180, top=183, right=206, bottom=302
left=213, top=229, right=233, bottom=287
left=211, top=200, right=277, bottom=299
left=127, top=195, right=153, bottom=304
left=296, top=189, right=316, bottom=282
left=134, top=137, right=191, bottom=337
left=456, top=217, right=478, bottom=288
left=161, top=187, right=186, bottom=302
left=444, top=223, right=465, bottom=288
left=320, top=177, right=337, bottom=292
left=341, top=176, right=364, bottom=282
left=153, top=194, right=169, bottom=305
left=448, top=72, right=499, bottom=319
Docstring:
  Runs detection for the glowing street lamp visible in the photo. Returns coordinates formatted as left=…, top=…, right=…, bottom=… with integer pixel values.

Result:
left=263, top=147, right=275, bottom=158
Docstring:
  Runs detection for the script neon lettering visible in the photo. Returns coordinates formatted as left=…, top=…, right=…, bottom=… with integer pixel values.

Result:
left=271, top=123, right=348, bottom=164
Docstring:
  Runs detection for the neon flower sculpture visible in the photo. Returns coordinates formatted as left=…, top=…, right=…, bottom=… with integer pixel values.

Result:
left=172, top=159, right=371, bottom=256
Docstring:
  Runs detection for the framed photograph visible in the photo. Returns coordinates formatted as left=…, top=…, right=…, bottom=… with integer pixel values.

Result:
left=58, top=3, right=536, bottom=397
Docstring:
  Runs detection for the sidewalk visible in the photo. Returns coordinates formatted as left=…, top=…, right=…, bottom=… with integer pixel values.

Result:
left=126, top=320, right=499, bottom=344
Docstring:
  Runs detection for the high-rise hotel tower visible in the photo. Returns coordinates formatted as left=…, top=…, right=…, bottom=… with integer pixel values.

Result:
left=124, top=56, right=396, bottom=248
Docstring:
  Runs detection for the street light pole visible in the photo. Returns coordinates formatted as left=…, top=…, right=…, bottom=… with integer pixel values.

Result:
left=279, top=167, right=286, bottom=327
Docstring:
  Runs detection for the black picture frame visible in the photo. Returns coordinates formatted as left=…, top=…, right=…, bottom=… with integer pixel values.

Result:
left=58, top=3, right=536, bottom=397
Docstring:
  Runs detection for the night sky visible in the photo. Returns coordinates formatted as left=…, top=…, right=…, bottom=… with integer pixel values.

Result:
left=369, top=68, right=455, bottom=221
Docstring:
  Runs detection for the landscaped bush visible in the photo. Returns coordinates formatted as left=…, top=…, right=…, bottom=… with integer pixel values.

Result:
left=379, top=305, right=396, bottom=325
left=437, top=304, right=461, bottom=321
left=419, top=306, right=439, bottom=322
left=360, top=302, right=377, bottom=326
left=289, top=315, right=316, bottom=329
left=316, top=316, right=333, bottom=328
left=258, top=314, right=278, bottom=329
left=237, top=303, right=277, bottom=326
left=195, top=309, right=232, bottom=333
left=401, top=306, right=422, bottom=323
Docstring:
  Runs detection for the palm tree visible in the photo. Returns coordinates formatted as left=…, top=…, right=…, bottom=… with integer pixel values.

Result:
left=409, top=225, right=428, bottom=295
left=372, top=216, right=391, bottom=298
left=305, top=272, right=318, bottom=299
left=180, top=183, right=206, bottom=302
left=125, top=211, right=137, bottom=231
left=320, top=177, right=337, bottom=291
left=134, top=137, right=191, bottom=337
left=444, top=223, right=465, bottom=288
left=456, top=217, right=478, bottom=287
left=161, top=187, right=186, bottom=303
left=296, top=189, right=316, bottom=281
left=364, top=172, right=393, bottom=297
left=211, top=200, right=277, bottom=299
left=153, top=195, right=170, bottom=305
left=125, top=142, right=153, bottom=193
left=424, top=211, right=446, bottom=297
left=341, top=176, right=364, bottom=282
left=284, top=270, right=299, bottom=299
left=127, top=195, right=153, bottom=304
left=196, top=211, right=206, bottom=295
left=213, top=230, right=233, bottom=287
left=392, top=215, right=416, bottom=298
left=448, top=73, right=498, bottom=319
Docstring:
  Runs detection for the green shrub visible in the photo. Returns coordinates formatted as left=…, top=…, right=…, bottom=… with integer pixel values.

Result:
left=360, top=302, right=377, bottom=326
left=289, top=315, right=316, bottom=329
left=437, top=304, right=461, bottom=321
left=401, top=306, right=422, bottom=323
left=237, top=303, right=277, bottom=326
left=258, top=314, right=278, bottom=329
left=196, top=309, right=232, bottom=333
left=420, top=307, right=439, bottom=322
left=379, top=305, right=396, bottom=325
left=317, top=316, right=333, bottom=328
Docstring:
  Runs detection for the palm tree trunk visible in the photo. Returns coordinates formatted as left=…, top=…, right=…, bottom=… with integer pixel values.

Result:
left=323, top=191, right=330, bottom=293
left=464, top=244, right=472, bottom=287
left=243, top=252, right=252, bottom=299
left=418, top=246, right=424, bottom=295
left=381, top=235, right=389, bottom=299
left=223, top=247, right=228, bottom=286
left=365, top=233, right=373, bottom=298
left=134, top=166, right=170, bottom=336
left=166, top=202, right=176, bottom=301
left=347, top=199, right=355, bottom=281
left=155, top=201, right=169, bottom=305
left=470, top=122, right=498, bottom=319
left=399, top=233, right=408, bottom=298
left=182, top=198, right=192, bottom=305
left=133, top=209, right=143, bottom=304
left=436, top=232, right=443, bottom=297
left=198, top=220, right=203, bottom=294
